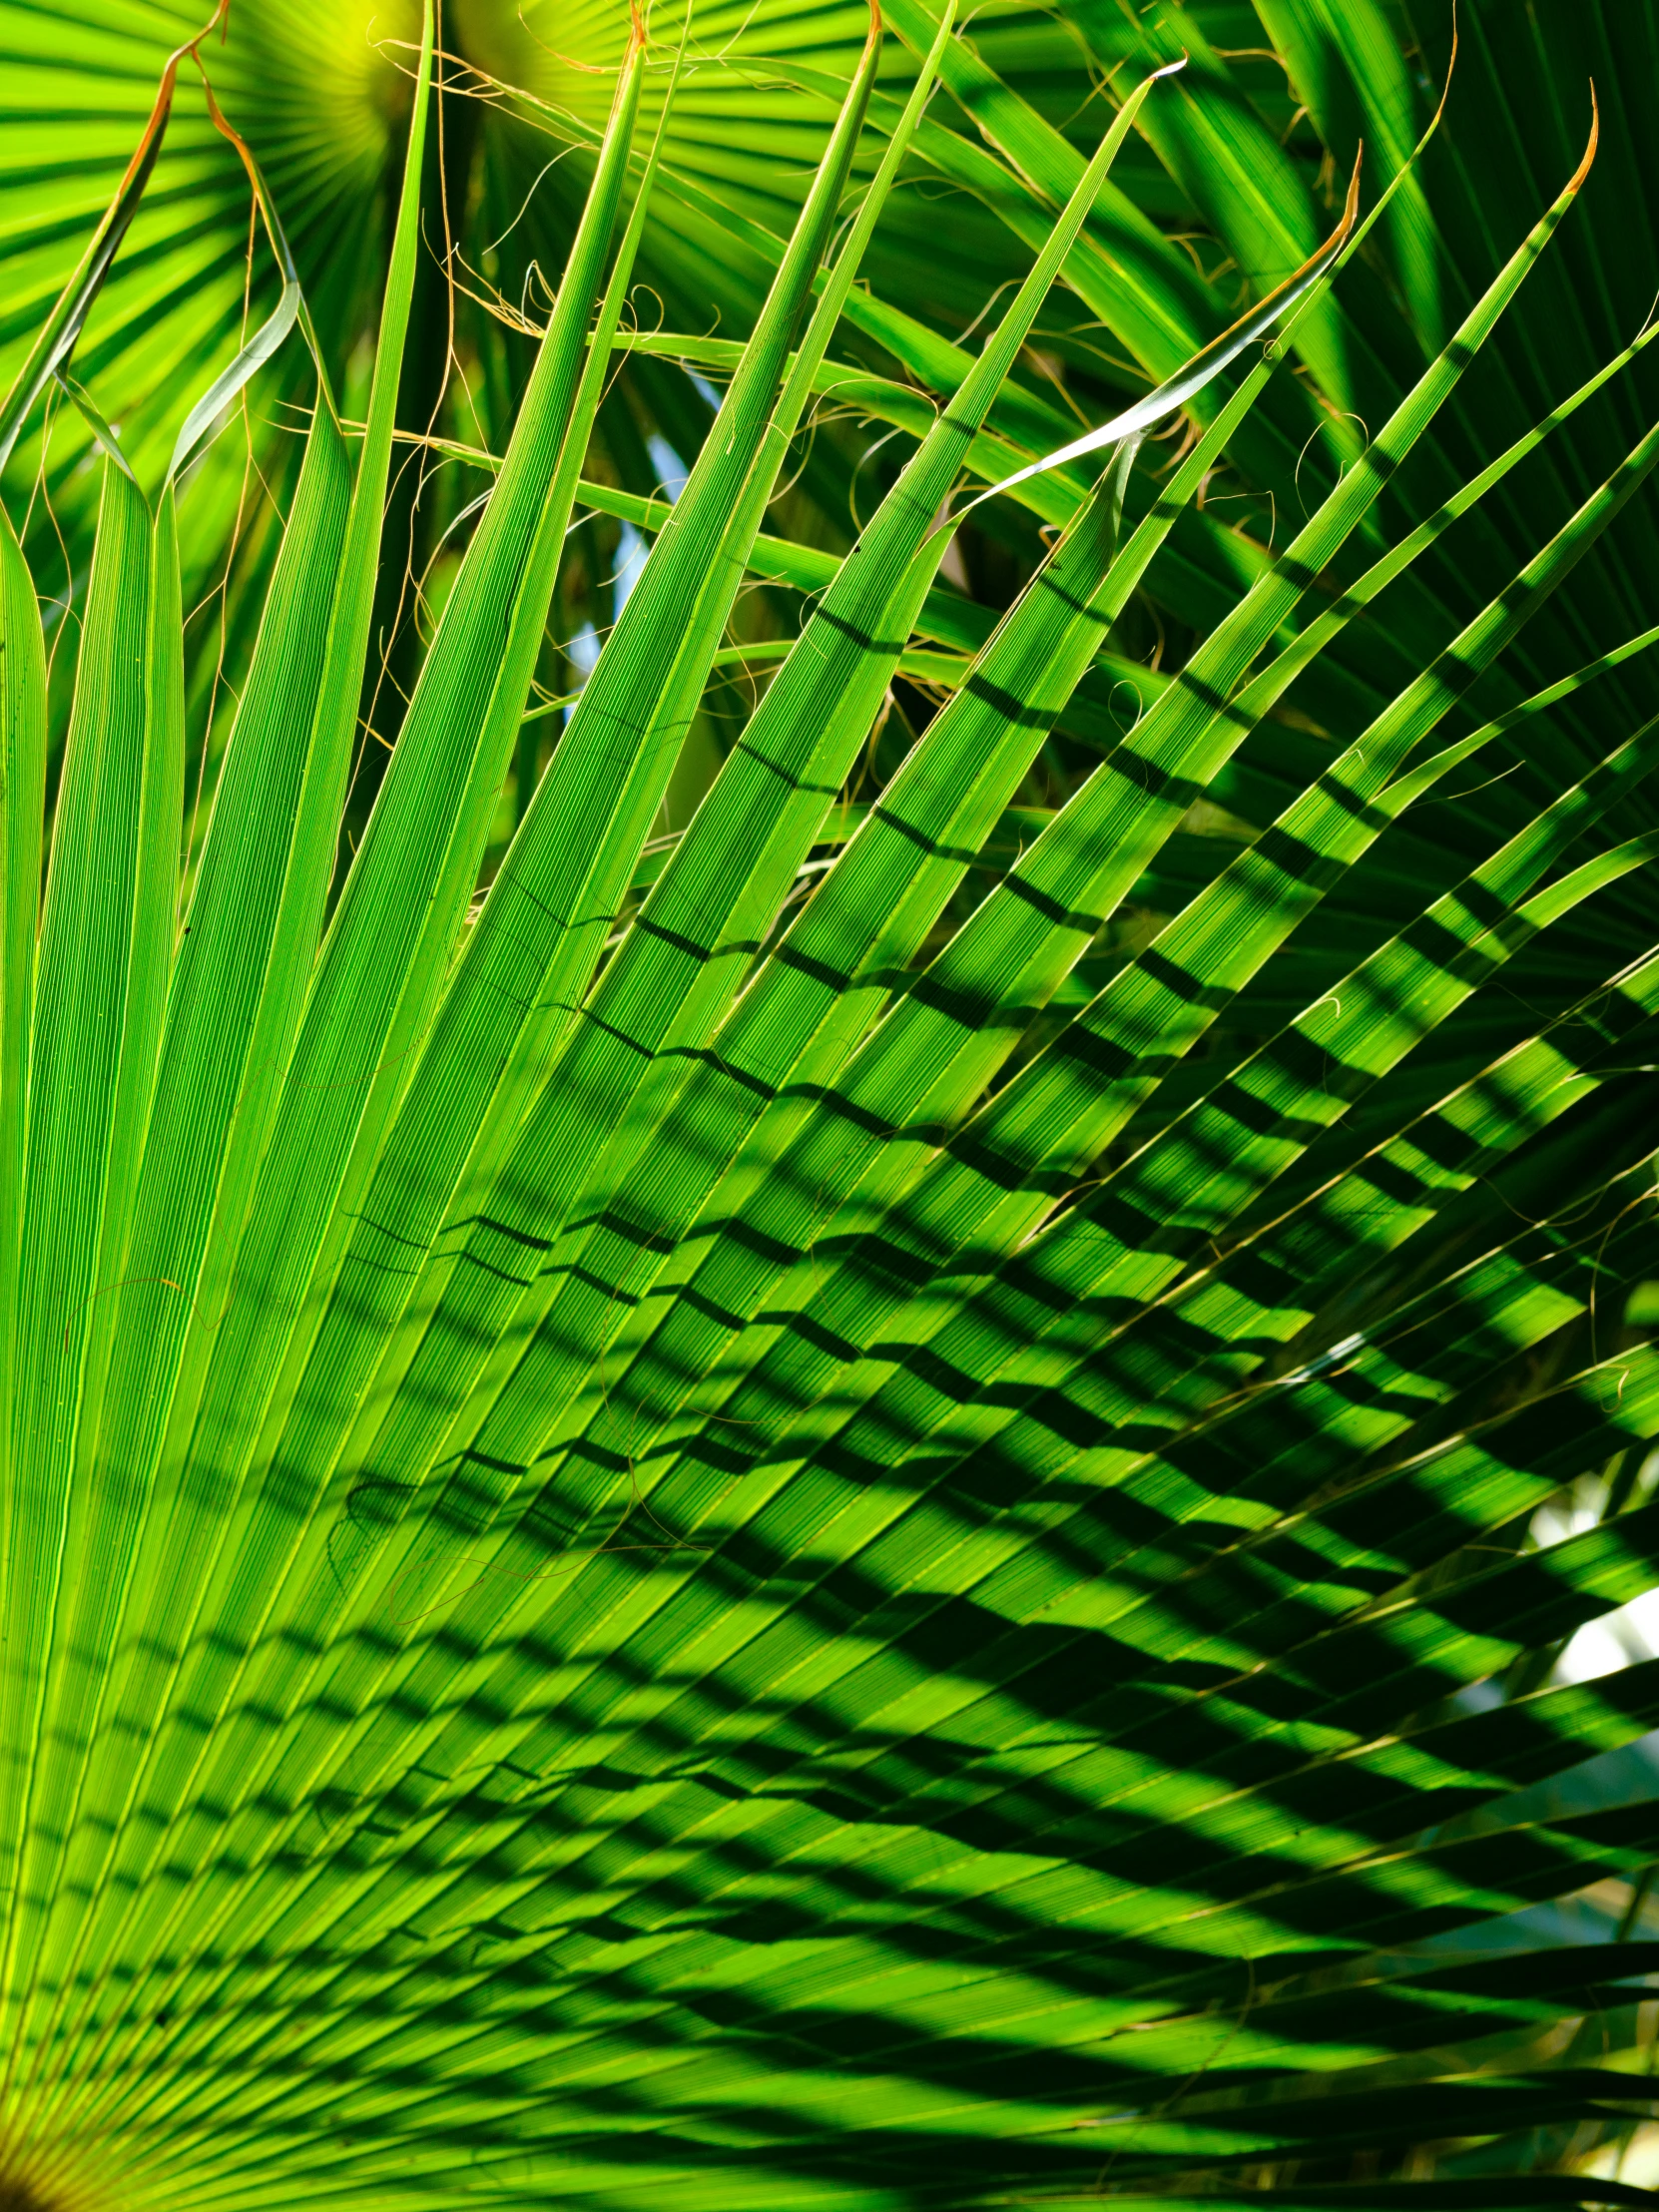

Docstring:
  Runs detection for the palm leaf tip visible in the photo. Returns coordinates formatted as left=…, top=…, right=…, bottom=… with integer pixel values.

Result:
left=0, top=0, right=233, bottom=475
left=959, top=137, right=1361, bottom=519
left=1567, top=79, right=1601, bottom=194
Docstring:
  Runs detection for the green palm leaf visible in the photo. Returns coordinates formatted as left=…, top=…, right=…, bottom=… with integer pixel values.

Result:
left=3, top=1, right=1659, bottom=2205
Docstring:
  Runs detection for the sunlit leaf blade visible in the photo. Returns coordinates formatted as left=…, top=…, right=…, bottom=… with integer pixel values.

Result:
left=0, top=457, right=176, bottom=2000
left=0, top=500, right=46, bottom=1555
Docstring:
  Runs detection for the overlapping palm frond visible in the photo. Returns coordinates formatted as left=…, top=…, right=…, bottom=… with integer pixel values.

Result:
left=3, top=0, right=1659, bottom=2206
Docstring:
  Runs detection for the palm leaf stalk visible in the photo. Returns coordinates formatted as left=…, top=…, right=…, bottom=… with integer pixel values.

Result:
left=2, top=2, right=1659, bottom=2207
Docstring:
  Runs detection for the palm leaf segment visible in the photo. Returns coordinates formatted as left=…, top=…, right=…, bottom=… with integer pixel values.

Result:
left=3, top=0, right=1659, bottom=2205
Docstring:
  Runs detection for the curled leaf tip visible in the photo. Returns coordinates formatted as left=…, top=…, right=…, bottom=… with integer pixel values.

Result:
left=1152, top=51, right=1189, bottom=82
left=1407, top=7, right=1455, bottom=157
left=1567, top=83, right=1599, bottom=195
left=1340, top=141, right=1363, bottom=236
left=118, top=0, right=231, bottom=202
left=865, top=0, right=884, bottom=50
left=0, top=0, right=237, bottom=473
left=195, top=61, right=297, bottom=284
left=55, top=369, right=141, bottom=492
left=948, top=129, right=1361, bottom=529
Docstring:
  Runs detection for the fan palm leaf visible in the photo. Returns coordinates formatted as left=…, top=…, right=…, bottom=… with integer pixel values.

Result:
left=3, top=1, right=1659, bottom=2207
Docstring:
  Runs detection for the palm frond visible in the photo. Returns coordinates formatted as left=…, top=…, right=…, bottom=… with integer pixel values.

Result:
left=3, top=3, right=1659, bottom=2206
